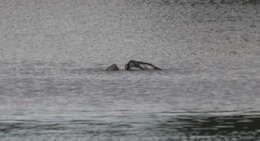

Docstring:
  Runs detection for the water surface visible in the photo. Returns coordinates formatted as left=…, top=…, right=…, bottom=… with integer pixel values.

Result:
left=0, top=60, right=259, bottom=141
left=0, top=0, right=260, bottom=140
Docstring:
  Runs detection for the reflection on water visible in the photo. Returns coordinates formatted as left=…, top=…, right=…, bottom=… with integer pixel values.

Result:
left=155, top=114, right=260, bottom=140
left=0, top=114, right=260, bottom=140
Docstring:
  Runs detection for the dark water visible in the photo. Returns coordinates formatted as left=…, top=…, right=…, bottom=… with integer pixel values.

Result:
left=0, top=61, right=259, bottom=141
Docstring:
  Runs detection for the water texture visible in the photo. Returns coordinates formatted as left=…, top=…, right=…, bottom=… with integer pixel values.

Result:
left=0, top=60, right=259, bottom=141
left=0, top=0, right=260, bottom=140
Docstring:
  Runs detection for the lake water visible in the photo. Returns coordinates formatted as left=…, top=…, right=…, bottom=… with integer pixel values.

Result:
left=0, top=0, right=260, bottom=141
left=0, top=60, right=259, bottom=141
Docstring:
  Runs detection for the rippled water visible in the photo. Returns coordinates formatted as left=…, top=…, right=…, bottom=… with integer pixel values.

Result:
left=1, top=0, right=260, bottom=140
left=0, top=60, right=259, bottom=141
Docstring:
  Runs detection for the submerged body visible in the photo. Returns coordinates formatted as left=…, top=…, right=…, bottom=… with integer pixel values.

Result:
left=105, top=64, right=120, bottom=71
left=105, top=60, right=161, bottom=71
left=125, top=60, right=162, bottom=71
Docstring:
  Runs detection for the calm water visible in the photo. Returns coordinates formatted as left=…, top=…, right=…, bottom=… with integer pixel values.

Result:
left=0, top=60, right=259, bottom=141
left=1, top=0, right=260, bottom=140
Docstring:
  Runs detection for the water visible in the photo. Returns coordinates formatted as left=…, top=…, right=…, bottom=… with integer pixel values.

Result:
left=0, top=60, right=259, bottom=141
left=1, top=0, right=260, bottom=140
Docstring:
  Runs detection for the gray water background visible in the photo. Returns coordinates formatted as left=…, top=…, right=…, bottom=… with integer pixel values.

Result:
left=0, top=0, right=260, bottom=140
